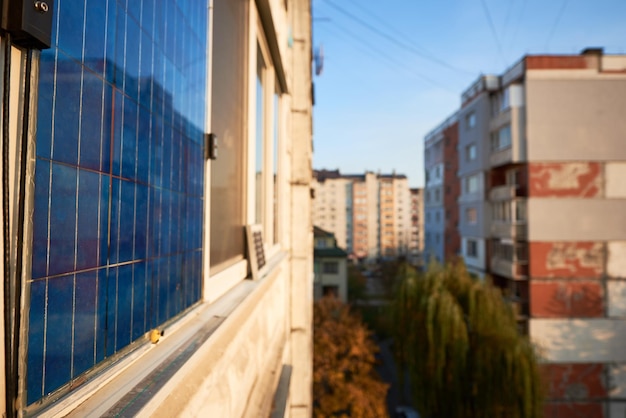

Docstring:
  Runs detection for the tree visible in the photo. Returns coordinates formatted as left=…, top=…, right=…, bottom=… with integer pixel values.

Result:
left=347, top=264, right=367, bottom=303
left=392, top=261, right=544, bottom=418
left=314, top=297, right=389, bottom=418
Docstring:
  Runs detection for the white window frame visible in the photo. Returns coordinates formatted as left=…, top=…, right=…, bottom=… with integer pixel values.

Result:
left=203, top=3, right=283, bottom=303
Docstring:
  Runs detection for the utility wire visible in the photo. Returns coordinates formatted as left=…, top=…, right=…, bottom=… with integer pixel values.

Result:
left=507, top=0, right=527, bottom=60
left=343, top=0, right=467, bottom=73
left=320, top=0, right=475, bottom=76
left=501, top=0, right=516, bottom=41
left=320, top=20, right=458, bottom=93
left=479, top=0, right=505, bottom=67
left=545, top=0, right=569, bottom=51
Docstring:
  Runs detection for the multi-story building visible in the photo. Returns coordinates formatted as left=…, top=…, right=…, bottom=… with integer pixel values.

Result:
left=423, top=113, right=460, bottom=265
left=313, top=170, right=411, bottom=262
left=0, top=1, right=314, bottom=416
left=312, top=169, right=350, bottom=250
left=427, top=48, right=626, bottom=417
left=313, top=226, right=348, bottom=302
left=458, top=77, right=498, bottom=277
left=409, top=188, right=425, bottom=266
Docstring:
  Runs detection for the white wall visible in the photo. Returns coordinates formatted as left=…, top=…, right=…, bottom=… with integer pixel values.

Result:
left=530, top=319, right=626, bottom=363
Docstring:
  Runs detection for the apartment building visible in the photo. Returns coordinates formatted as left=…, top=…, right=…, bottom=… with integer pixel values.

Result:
left=313, top=170, right=411, bottom=262
left=0, top=1, right=313, bottom=416
left=423, top=114, right=460, bottom=265
left=427, top=48, right=626, bottom=417
left=409, top=188, right=424, bottom=266
left=311, top=169, right=350, bottom=250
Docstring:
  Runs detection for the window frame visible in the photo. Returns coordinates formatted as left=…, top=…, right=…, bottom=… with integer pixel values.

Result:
left=205, top=2, right=284, bottom=302
left=466, top=239, right=478, bottom=258
left=466, top=207, right=477, bottom=225
left=466, top=143, right=476, bottom=161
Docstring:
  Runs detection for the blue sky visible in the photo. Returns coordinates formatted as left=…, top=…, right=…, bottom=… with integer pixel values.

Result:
left=311, top=0, right=626, bottom=187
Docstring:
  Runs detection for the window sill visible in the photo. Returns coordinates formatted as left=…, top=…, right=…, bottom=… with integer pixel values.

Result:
left=36, top=250, right=288, bottom=418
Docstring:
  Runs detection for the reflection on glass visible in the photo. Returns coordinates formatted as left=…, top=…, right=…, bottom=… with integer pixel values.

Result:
left=273, top=90, right=279, bottom=243
left=210, top=0, right=247, bottom=271
left=256, top=44, right=266, bottom=227
left=28, top=0, right=207, bottom=405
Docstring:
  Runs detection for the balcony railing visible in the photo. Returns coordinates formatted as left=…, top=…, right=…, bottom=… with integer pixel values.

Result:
left=490, top=257, right=528, bottom=280
left=491, top=221, right=527, bottom=239
left=490, top=146, right=513, bottom=167
left=489, top=185, right=516, bottom=201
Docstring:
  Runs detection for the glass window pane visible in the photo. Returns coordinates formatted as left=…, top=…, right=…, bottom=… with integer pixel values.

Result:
left=256, top=45, right=265, bottom=227
left=210, top=0, right=248, bottom=271
left=29, top=0, right=207, bottom=404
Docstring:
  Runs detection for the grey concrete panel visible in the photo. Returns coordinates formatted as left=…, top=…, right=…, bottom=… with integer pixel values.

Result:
left=527, top=78, right=626, bottom=161
left=528, top=198, right=626, bottom=241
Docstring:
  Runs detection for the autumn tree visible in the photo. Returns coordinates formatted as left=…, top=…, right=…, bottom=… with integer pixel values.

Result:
left=314, top=297, right=389, bottom=418
left=392, top=261, right=544, bottom=418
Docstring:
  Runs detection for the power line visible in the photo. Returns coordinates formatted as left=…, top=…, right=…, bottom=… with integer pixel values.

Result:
left=545, top=0, right=569, bottom=51
left=501, top=0, right=516, bottom=41
left=319, top=21, right=458, bottom=93
left=507, top=0, right=527, bottom=61
left=320, top=0, right=475, bottom=76
left=479, top=0, right=505, bottom=66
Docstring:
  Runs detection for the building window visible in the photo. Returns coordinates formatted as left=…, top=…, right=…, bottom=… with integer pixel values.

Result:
left=466, top=143, right=476, bottom=161
left=491, top=124, right=512, bottom=151
left=466, top=208, right=477, bottom=224
left=255, top=44, right=266, bottom=226
left=211, top=0, right=247, bottom=271
left=323, top=262, right=339, bottom=274
left=466, top=112, right=476, bottom=129
left=464, top=174, right=480, bottom=194
left=506, top=168, right=518, bottom=186
left=467, top=239, right=478, bottom=258
left=515, top=200, right=527, bottom=222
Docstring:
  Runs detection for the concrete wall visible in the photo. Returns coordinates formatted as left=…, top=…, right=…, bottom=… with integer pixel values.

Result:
left=526, top=76, right=626, bottom=161
left=525, top=66, right=626, bottom=417
left=458, top=94, right=490, bottom=177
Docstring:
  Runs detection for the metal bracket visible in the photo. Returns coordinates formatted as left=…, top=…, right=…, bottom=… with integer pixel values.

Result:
left=204, top=133, right=218, bottom=160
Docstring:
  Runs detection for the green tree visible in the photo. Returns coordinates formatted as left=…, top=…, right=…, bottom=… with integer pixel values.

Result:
left=314, top=297, right=389, bottom=418
left=347, top=264, right=367, bottom=303
left=392, top=261, right=543, bottom=418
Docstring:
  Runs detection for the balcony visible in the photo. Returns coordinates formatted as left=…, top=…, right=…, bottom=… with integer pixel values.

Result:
left=490, top=146, right=513, bottom=167
left=510, top=300, right=529, bottom=320
left=491, top=221, right=527, bottom=239
left=490, top=185, right=517, bottom=201
left=490, top=257, right=528, bottom=280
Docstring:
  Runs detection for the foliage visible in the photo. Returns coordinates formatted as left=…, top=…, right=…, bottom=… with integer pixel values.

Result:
left=347, top=264, right=367, bottom=302
left=313, top=297, right=389, bottom=418
left=378, top=259, right=401, bottom=298
left=391, top=261, right=544, bottom=418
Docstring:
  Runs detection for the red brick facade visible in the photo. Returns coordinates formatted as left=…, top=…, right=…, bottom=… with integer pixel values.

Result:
left=528, top=162, right=602, bottom=198
left=530, top=281, right=604, bottom=317
left=529, top=242, right=604, bottom=279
